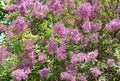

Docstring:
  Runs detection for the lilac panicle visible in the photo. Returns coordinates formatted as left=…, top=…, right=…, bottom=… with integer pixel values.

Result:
left=0, top=46, right=9, bottom=65
left=82, top=19, right=101, bottom=32
left=78, top=75, right=87, bottom=81
left=61, top=72, right=75, bottom=81
left=13, top=16, right=28, bottom=34
left=106, top=19, right=120, bottom=31
left=82, top=19, right=92, bottom=32
left=85, top=50, right=98, bottom=63
left=19, top=3, right=27, bottom=14
left=24, top=40, right=34, bottom=51
left=66, top=64, right=76, bottom=75
left=17, top=0, right=34, bottom=14
left=90, top=67, right=101, bottom=77
left=47, top=38, right=58, bottom=54
left=17, top=0, right=33, bottom=7
left=38, top=53, right=47, bottom=62
left=71, top=53, right=86, bottom=64
left=91, top=22, right=101, bottom=31
left=70, top=29, right=82, bottom=43
left=22, top=40, right=35, bottom=67
left=5, top=6, right=16, bottom=12
left=11, top=68, right=30, bottom=81
left=60, top=37, right=69, bottom=48
left=25, top=0, right=33, bottom=7
left=22, top=50, right=35, bottom=67
left=32, top=1, right=48, bottom=18
left=56, top=46, right=66, bottom=61
left=52, top=22, right=67, bottom=37
left=77, top=3, right=95, bottom=18
left=48, top=0, right=63, bottom=14
left=107, top=58, right=115, bottom=66
left=39, top=68, right=50, bottom=78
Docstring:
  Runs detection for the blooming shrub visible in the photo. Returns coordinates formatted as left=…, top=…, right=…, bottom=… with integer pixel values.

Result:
left=0, top=0, right=120, bottom=81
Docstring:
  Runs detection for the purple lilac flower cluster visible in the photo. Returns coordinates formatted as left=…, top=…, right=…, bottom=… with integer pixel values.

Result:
left=82, top=19, right=101, bottom=32
left=52, top=22, right=67, bottom=38
left=71, top=53, right=86, bottom=64
left=39, top=68, right=50, bottom=78
left=47, top=0, right=63, bottom=14
left=16, top=0, right=34, bottom=14
left=85, top=50, right=98, bottom=63
left=32, top=1, right=49, bottom=18
left=38, top=53, right=47, bottom=63
left=106, top=19, right=120, bottom=31
left=47, top=38, right=58, bottom=54
left=22, top=39, right=35, bottom=67
left=56, top=46, right=66, bottom=61
left=60, top=64, right=77, bottom=81
left=77, top=3, right=95, bottom=18
left=107, top=58, right=115, bottom=66
left=11, top=68, right=31, bottom=81
left=70, top=50, right=98, bottom=64
left=61, top=72, right=75, bottom=81
left=5, top=6, right=16, bottom=12
left=13, top=16, right=28, bottom=34
left=0, top=46, right=9, bottom=65
left=70, top=29, right=82, bottom=43
left=90, top=67, right=101, bottom=77
left=78, top=75, right=87, bottom=81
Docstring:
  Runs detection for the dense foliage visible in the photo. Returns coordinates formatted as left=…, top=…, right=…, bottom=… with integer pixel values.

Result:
left=0, top=0, right=120, bottom=81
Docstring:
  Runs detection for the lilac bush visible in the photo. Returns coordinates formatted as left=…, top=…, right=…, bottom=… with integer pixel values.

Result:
left=0, top=0, right=120, bottom=81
